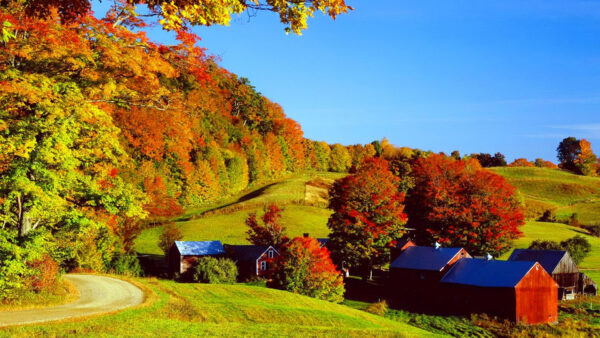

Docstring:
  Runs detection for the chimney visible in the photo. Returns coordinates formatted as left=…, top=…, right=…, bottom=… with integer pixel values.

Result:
left=303, top=233, right=309, bottom=238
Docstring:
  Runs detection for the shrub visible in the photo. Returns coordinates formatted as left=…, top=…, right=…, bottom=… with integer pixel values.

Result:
left=193, top=257, right=238, bottom=284
left=26, top=255, right=59, bottom=293
left=584, top=224, right=600, bottom=237
left=529, top=236, right=591, bottom=264
left=110, top=252, right=143, bottom=277
left=365, top=300, right=388, bottom=316
left=158, top=222, right=183, bottom=256
left=538, top=209, right=556, bottom=223
left=569, top=213, right=581, bottom=228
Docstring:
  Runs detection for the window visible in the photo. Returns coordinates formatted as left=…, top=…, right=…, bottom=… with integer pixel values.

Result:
left=267, top=250, right=274, bottom=259
left=260, top=261, right=267, bottom=271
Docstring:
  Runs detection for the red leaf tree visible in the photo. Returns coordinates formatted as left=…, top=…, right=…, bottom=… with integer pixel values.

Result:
left=270, top=237, right=344, bottom=303
left=246, top=204, right=288, bottom=247
left=327, top=157, right=407, bottom=278
left=405, top=154, right=524, bottom=256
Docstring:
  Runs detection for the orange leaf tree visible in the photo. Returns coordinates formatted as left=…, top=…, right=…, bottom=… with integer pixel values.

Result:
left=270, top=236, right=344, bottom=303
left=327, top=157, right=407, bottom=278
left=405, top=154, right=524, bottom=256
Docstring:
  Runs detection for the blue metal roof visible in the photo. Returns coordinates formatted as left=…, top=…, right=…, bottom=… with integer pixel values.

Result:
left=225, top=245, right=276, bottom=261
left=390, top=246, right=466, bottom=271
left=174, top=241, right=225, bottom=256
left=508, top=249, right=569, bottom=275
left=317, top=238, right=329, bottom=246
left=441, top=258, right=537, bottom=288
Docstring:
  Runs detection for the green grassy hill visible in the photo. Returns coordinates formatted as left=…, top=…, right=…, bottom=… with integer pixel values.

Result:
left=489, top=167, right=600, bottom=223
left=491, top=167, right=600, bottom=282
left=135, top=172, right=344, bottom=255
left=1, top=278, right=433, bottom=337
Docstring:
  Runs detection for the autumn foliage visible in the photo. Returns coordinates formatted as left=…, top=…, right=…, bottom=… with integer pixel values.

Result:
left=245, top=204, right=289, bottom=247
left=327, top=157, right=407, bottom=277
left=508, top=158, right=535, bottom=168
left=271, top=237, right=344, bottom=303
left=405, top=154, right=524, bottom=256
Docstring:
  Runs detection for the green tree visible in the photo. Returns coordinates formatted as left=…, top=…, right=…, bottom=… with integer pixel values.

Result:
left=193, top=257, right=238, bottom=284
left=328, top=143, right=351, bottom=172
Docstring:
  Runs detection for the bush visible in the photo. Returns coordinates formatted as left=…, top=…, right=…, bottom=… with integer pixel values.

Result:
left=538, top=209, right=556, bottom=223
left=529, top=236, right=592, bottom=264
left=110, top=253, right=143, bottom=277
left=26, top=255, right=59, bottom=293
left=193, top=257, right=238, bottom=284
left=583, top=224, right=600, bottom=237
left=365, top=300, right=388, bottom=316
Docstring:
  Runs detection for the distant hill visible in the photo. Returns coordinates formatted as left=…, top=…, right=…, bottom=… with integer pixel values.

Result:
left=489, top=167, right=600, bottom=223
left=491, top=167, right=600, bottom=282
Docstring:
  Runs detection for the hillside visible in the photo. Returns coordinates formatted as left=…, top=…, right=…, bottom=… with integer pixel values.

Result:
left=1, top=278, right=432, bottom=337
left=489, top=167, right=600, bottom=223
left=492, top=167, right=600, bottom=282
left=135, top=172, right=344, bottom=255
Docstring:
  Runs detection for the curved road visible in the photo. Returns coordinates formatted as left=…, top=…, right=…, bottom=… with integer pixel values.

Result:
left=0, top=274, right=144, bottom=327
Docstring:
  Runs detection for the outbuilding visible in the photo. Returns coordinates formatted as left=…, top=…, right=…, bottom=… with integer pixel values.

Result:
left=508, top=249, right=579, bottom=299
left=440, top=258, right=558, bottom=324
left=225, top=245, right=279, bottom=279
left=389, top=245, right=470, bottom=310
left=169, top=240, right=225, bottom=276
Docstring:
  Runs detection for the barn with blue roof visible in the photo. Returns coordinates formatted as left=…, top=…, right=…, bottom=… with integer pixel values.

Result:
left=389, top=245, right=470, bottom=310
left=440, top=258, right=558, bottom=324
left=169, top=240, right=226, bottom=275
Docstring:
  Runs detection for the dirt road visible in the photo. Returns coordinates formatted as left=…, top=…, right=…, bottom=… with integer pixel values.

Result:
left=0, top=274, right=144, bottom=327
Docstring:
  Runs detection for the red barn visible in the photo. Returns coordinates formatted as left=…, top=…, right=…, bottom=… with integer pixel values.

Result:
left=225, top=245, right=279, bottom=279
left=389, top=245, right=470, bottom=310
left=441, top=258, right=558, bottom=324
left=508, top=249, right=579, bottom=299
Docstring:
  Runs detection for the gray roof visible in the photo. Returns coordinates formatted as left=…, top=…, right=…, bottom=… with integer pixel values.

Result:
left=390, top=246, right=466, bottom=271
left=441, top=258, right=538, bottom=288
left=174, top=241, right=225, bottom=256
left=508, top=249, right=570, bottom=275
left=225, top=245, right=278, bottom=261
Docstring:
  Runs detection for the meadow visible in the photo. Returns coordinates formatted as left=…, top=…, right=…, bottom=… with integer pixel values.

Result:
left=137, top=167, right=600, bottom=283
left=0, top=278, right=431, bottom=337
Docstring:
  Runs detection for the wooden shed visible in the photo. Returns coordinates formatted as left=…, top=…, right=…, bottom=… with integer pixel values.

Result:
left=224, top=245, right=279, bottom=279
left=389, top=245, right=470, bottom=310
left=169, top=240, right=225, bottom=276
left=441, top=258, right=558, bottom=324
left=508, top=249, right=579, bottom=299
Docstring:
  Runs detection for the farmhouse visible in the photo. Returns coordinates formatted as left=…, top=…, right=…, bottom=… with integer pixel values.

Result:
left=225, top=245, right=279, bottom=279
left=440, top=258, right=558, bottom=324
left=390, top=236, right=416, bottom=262
left=389, top=245, right=470, bottom=309
left=508, top=249, right=579, bottom=299
left=169, top=240, right=225, bottom=275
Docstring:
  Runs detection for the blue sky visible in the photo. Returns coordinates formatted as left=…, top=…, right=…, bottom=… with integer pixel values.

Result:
left=93, top=0, right=600, bottom=162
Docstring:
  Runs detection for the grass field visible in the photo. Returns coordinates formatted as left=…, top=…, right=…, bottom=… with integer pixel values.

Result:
left=490, top=167, right=600, bottom=223
left=136, top=172, right=342, bottom=255
left=0, top=278, right=434, bottom=337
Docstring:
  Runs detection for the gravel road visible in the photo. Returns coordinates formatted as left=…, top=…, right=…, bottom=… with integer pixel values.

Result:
left=0, top=274, right=143, bottom=327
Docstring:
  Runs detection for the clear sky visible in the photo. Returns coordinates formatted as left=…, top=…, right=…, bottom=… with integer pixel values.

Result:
left=93, top=0, right=600, bottom=162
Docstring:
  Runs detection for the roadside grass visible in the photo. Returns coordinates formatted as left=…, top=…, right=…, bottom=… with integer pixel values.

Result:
left=0, top=278, right=433, bottom=337
left=490, top=167, right=600, bottom=223
left=0, top=279, right=77, bottom=311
